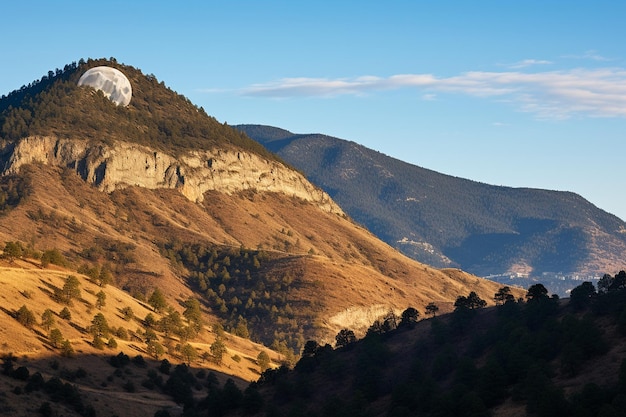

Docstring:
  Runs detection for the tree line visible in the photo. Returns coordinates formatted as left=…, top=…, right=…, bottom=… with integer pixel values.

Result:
left=246, top=273, right=626, bottom=417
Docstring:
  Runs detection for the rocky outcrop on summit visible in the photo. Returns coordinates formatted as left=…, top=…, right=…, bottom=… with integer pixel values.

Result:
left=1, top=136, right=343, bottom=214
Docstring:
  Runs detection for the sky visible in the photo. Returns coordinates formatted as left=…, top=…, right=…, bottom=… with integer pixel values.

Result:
left=2, top=1, right=626, bottom=220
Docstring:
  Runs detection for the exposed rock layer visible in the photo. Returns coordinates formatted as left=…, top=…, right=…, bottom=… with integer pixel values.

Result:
left=2, top=136, right=343, bottom=214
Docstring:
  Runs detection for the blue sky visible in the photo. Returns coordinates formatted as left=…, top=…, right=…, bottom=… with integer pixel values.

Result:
left=2, top=1, right=626, bottom=220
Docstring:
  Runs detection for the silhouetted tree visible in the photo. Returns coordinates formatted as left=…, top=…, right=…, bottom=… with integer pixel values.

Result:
left=426, top=302, right=439, bottom=317
left=526, top=284, right=549, bottom=302
left=597, top=274, right=613, bottom=294
left=382, top=310, right=399, bottom=332
left=610, top=271, right=626, bottom=291
left=494, top=286, right=515, bottom=305
left=455, top=291, right=486, bottom=311
left=302, top=340, right=320, bottom=357
left=570, top=281, right=596, bottom=311
left=400, top=307, right=420, bottom=328
left=335, top=329, right=357, bottom=348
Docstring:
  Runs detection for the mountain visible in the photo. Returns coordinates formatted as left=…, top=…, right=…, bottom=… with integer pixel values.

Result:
left=0, top=58, right=516, bottom=369
left=236, top=125, right=626, bottom=294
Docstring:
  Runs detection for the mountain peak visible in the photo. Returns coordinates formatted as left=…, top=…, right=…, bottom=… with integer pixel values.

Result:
left=0, top=58, right=273, bottom=160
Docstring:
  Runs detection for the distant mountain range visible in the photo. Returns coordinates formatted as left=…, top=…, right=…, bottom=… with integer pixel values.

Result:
left=237, top=124, right=626, bottom=294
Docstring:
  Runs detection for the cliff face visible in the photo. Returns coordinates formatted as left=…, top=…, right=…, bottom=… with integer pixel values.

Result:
left=1, top=136, right=343, bottom=215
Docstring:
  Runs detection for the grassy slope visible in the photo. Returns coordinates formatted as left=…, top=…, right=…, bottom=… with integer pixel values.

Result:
left=0, top=257, right=282, bottom=416
left=0, top=164, right=522, bottom=345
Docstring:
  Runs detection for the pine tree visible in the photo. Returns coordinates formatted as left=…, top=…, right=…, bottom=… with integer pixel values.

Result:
left=95, top=290, right=106, bottom=309
left=257, top=350, right=271, bottom=372
left=41, top=309, right=55, bottom=331
left=148, top=288, right=167, bottom=313
left=90, top=313, right=110, bottom=338
left=59, top=306, right=72, bottom=320
left=16, top=304, right=36, bottom=328
left=181, top=343, right=198, bottom=365
left=60, top=340, right=74, bottom=357
left=210, top=337, right=227, bottom=364
left=61, top=275, right=81, bottom=304
left=49, top=328, right=63, bottom=348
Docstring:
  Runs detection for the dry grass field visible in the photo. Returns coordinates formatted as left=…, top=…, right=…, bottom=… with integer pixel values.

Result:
left=0, top=258, right=282, bottom=416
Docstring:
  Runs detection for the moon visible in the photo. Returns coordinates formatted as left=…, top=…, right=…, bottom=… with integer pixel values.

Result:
left=77, top=66, right=132, bottom=107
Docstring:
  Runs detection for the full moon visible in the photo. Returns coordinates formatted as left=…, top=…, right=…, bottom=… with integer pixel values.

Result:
left=77, top=66, right=132, bottom=107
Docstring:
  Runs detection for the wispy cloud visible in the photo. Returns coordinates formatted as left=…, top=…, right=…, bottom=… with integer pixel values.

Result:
left=236, top=68, right=626, bottom=119
left=562, top=50, right=612, bottom=62
left=505, top=59, right=553, bottom=69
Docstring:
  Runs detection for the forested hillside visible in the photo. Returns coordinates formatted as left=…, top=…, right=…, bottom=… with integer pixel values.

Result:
left=214, top=273, right=626, bottom=417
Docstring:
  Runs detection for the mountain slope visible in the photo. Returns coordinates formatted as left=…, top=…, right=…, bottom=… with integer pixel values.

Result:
left=0, top=59, right=518, bottom=361
left=237, top=125, right=626, bottom=287
left=232, top=279, right=626, bottom=417
left=0, top=257, right=280, bottom=417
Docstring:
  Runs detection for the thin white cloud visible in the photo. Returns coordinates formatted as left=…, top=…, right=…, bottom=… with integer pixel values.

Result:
left=505, top=59, right=553, bottom=69
left=237, top=68, right=626, bottom=119
left=562, top=50, right=612, bottom=62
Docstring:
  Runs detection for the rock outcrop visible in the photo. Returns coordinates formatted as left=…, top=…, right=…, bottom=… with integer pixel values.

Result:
left=1, top=136, right=344, bottom=215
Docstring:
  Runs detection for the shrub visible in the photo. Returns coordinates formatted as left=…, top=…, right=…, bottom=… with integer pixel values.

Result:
left=92, top=336, right=105, bottom=350
left=107, top=338, right=118, bottom=349
left=123, top=380, right=136, bottom=393
left=13, top=365, right=30, bottom=381
left=41, top=248, right=68, bottom=268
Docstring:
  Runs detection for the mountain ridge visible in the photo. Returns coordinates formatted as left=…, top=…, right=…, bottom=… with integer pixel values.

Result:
left=237, top=124, right=626, bottom=292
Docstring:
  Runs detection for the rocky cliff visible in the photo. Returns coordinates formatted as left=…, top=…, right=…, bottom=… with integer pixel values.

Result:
left=1, top=135, right=344, bottom=215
